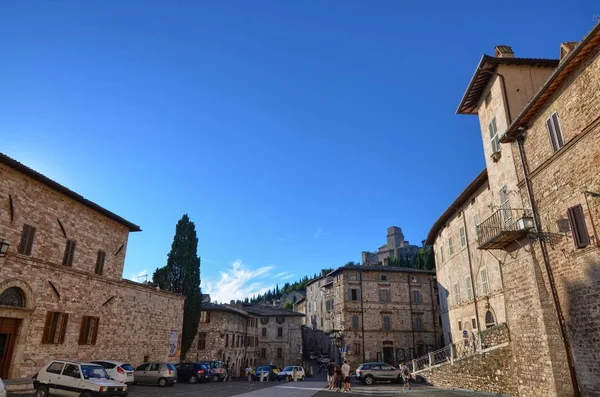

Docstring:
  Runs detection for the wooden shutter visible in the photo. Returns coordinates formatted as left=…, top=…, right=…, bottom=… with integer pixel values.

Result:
left=59, top=313, right=69, bottom=343
left=18, top=225, right=36, bottom=255
left=91, top=317, right=98, bottom=345
left=546, top=113, right=564, bottom=152
left=42, top=311, right=53, bottom=343
left=78, top=316, right=86, bottom=344
left=62, top=240, right=76, bottom=266
left=567, top=205, right=590, bottom=248
left=95, top=251, right=106, bottom=275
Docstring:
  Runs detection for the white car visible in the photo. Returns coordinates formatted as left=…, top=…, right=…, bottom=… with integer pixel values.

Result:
left=90, top=360, right=135, bottom=384
left=0, top=377, right=6, bottom=397
left=33, top=360, right=128, bottom=397
left=277, top=366, right=305, bottom=381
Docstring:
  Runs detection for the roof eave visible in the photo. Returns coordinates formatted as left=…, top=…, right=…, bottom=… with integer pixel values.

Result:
left=456, top=55, right=489, bottom=115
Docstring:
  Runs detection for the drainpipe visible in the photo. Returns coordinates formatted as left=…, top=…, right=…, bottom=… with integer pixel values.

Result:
left=407, top=275, right=415, bottom=357
left=359, top=270, right=366, bottom=363
left=515, top=131, right=580, bottom=396
left=479, top=69, right=512, bottom=125
left=429, top=276, right=438, bottom=348
left=461, top=208, right=482, bottom=348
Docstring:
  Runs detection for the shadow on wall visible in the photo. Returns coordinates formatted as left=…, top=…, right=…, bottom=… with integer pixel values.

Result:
left=437, top=282, right=451, bottom=347
left=563, top=255, right=600, bottom=396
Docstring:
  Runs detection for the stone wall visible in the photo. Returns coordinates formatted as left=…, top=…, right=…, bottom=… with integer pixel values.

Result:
left=479, top=323, right=510, bottom=349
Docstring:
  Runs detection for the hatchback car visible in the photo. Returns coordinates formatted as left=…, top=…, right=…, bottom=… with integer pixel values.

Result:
left=252, top=365, right=279, bottom=381
left=90, top=361, right=135, bottom=385
left=277, top=366, right=305, bottom=381
left=133, top=362, right=177, bottom=387
left=33, top=360, right=128, bottom=397
left=174, top=363, right=211, bottom=384
left=197, top=361, right=227, bottom=382
left=355, top=362, right=403, bottom=385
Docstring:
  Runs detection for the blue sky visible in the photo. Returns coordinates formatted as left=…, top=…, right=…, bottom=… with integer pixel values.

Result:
left=1, top=1, right=597, bottom=303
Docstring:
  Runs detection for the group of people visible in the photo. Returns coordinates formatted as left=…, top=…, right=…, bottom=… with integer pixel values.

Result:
left=318, top=360, right=352, bottom=392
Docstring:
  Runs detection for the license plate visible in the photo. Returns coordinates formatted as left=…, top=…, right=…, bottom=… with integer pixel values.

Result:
left=127, top=372, right=133, bottom=375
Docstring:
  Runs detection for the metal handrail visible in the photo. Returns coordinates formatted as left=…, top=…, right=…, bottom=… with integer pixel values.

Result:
left=478, top=208, right=533, bottom=245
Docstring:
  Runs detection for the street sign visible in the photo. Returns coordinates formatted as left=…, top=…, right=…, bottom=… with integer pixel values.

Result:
left=462, top=330, right=468, bottom=337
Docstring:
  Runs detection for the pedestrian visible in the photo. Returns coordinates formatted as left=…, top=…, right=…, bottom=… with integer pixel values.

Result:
left=335, top=365, right=343, bottom=392
left=245, top=365, right=252, bottom=382
left=326, top=360, right=336, bottom=390
left=400, top=362, right=411, bottom=391
left=341, top=360, right=351, bottom=392
left=292, top=366, right=297, bottom=382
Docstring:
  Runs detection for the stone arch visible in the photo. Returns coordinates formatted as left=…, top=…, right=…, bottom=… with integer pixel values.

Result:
left=485, top=309, right=496, bottom=328
left=0, top=279, right=34, bottom=309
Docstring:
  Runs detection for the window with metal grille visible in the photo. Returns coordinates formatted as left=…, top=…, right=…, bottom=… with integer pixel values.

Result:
left=489, top=117, right=500, bottom=153
left=459, top=227, right=466, bottom=247
left=277, top=327, right=283, bottom=337
left=95, top=250, right=106, bottom=275
left=277, top=348, right=282, bottom=358
left=197, top=332, right=206, bottom=350
left=466, top=276, right=473, bottom=300
left=348, top=272, right=360, bottom=281
left=378, top=289, right=391, bottom=302
left=352, top=314, right=359, bottom=330
left=62, top=239, right=76, bottom=266
left=471, top=318, right=477, bottom=329
left=18, top=224, right=36, bottom=256
left=412, top=289, right=421, bottom=304
left=42, top=311, right=68, bottom=344
left=79, top=316, right=99, bottom=345
left=546, top=112, right=564, bottom=152
left=441, top=243, right=445, bottom=262
left=382, top=315, right=391, bottom=331
left=481, top=269, right=489, bottom=295
left=567, top=204, right=590, bottom=248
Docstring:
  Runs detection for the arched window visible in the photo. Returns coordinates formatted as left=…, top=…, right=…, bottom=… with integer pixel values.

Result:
left=485, top=310, right=496, bottom=328
left=0, top=287, right=26, bottom=308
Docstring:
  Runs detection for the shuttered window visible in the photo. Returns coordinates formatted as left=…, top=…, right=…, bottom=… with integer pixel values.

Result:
left=352, top=314, right=359, bottom=330
left=382, top=315, right=391, bottom=331
left=348, top=288, right=361, bottom=301
left=79, top=316, right=99, bottom=345
left=546, top=112, right=565, bottom=152
left=197, top=332, right=206, bottom=350
left=62, top=240, right=76, bottom=266
left=412, top=290, right=421, bottom=304
left=481, top=269, right=489, bottom=295
left=567, top=204, right=590, bottom=248
left=466, top=276, right=473, bottom=300
left=489, top=117, right=500, bottom=153
left=277, top=327, right=283, bottom=337
left=459, top=227, right=466, bottom=247
left=95, top=250, right=106, bottom=275
left=277, top=347, right=282, bottom=358
left=448, top=238, right=454, bottom=256
left=18, top=224, right=36, bottom=256
left=42, top=311, right=69, bottom=344
left=200, top=311, right=210, bottom=323
left=378, top=289, right=391, bottom=302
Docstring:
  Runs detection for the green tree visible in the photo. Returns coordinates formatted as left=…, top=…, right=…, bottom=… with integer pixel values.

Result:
left=283, top=301, right=293, bottom=309
left=152, top=214, right=201, bottom=361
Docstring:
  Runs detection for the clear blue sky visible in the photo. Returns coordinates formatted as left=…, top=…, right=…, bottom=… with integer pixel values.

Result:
left=1, top=0, right=597, bottom=302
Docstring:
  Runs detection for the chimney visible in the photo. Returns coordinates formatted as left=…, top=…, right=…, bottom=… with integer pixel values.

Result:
left=495, top=45, right=514, bottom=58
left=560, top=42, right=579, bottom=62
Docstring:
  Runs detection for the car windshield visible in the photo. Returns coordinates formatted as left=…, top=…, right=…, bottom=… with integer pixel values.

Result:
left=282, top=366, right=294, bottom=372
left=121, top=364, right=134, bottom=371
left=256, top=366, right=271, bottom=371
left=81, top=365, right=110, bottom=380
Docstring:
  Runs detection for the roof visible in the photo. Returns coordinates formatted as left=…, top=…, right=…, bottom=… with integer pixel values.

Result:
left=502, top=23, right=600, bottom=142
left=243, top=305, right=305, bottom=317
left=457, top=55, right=559, bottom=115
left=304, top=275, right=324, bottom=288
left=327, top=264, right=435, bottom=277
left=0, top=153, right=141, bottom=232
left=294, top=296, right=306, bottom=304
left=425, top=169, right=487, bottom=245
left=200, top=302, right=249, bottom=317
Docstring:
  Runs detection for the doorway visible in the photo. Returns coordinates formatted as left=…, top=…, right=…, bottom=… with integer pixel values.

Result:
left=0, top=317, right=21, bottom=379
left=382, top=343, right=394, bottom=365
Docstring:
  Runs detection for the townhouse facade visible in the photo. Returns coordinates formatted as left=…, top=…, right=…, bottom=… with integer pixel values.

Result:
left=0, top=153, right=185, bottom=380
left=303, top=264, right=441, bottom=369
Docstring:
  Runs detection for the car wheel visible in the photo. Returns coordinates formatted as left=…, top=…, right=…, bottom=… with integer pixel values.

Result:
left=364, top=375, right=374, bottom=385
left=80, top=392, right=93, bottom=397
left=158, top=377, right=168, bottom=387
left=301, top=375, right=305, bottom=381
left=189, top=375, right=198, bottom=384
left=212, top=374, right=219, bottom=382
left=286, top=375, right=291, bottom=382
left=35, top=387, right=49, bottom=397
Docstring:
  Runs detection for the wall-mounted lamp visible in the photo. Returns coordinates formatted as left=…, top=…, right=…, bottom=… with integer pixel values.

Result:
left=517, top=216, right=535, bottom=230
left=0, top=240, right=10, bottom=257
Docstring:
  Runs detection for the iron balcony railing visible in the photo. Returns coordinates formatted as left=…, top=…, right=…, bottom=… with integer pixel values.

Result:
left=477, top=208, right=534, bottom=249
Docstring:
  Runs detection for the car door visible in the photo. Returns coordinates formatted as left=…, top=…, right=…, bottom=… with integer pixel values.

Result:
left=380, top=364, right=396, bottom=380
left=60, top=364, right=83, bottom=397
left=135, top=363, right=150, bottom=384
left=147, top=362, right=162, bottom=384
left=44, top=362, right=65, bottom=396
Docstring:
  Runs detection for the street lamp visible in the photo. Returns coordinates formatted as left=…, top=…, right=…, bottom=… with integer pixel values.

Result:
left=0, top=240, right=10, bottom=257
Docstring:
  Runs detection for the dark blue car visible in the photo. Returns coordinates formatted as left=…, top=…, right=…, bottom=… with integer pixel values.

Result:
left=175, top=362, right=212, bottom=384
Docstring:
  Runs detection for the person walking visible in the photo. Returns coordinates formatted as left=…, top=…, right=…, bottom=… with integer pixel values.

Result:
left=400, top=362, right=411, bottom=391
left=245, top=365, right=252, bottom=382
left=326, top=360, right=336, bottom=390
left=341, top=360, right=351, bottom=392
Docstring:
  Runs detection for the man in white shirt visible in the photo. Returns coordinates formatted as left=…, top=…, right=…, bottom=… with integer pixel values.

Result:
left=341, top=360, right=351, bottom=392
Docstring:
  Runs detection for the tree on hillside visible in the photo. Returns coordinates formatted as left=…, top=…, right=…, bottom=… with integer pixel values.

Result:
left=152, top=214, right=201, bottom=361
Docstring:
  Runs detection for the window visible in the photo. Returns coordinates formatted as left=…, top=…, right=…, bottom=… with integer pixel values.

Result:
left=379, top=274, right=388, bottom=282
left=448, top=238, right=454, bottom=256
left=46, top=362, right=65, bottom=374
left=458, top=320, right=462, bottom=330
left=260, top=348, right=266, bottom=359
left=489, top=117, right=499, bottom=153
left=412, top=290, right=421, bottom=304
left=200, top=311, right=210, bottom=323
left=262, top=328, right=267, bottom=337
left=78, top=316, right=99, bottom=345
left=481, top=269, right=489, bottom=295
left=225, top=334, right=229, bottom=347
left=95, top=250, right=106, bottom=275
left=352, top=314, right=359, bottom=330
left=378, top=289, right=391, bottom=302
left=276, top=316, right=285, bottom=324
left=410, top=275, right=419, bottom=283
left=453, top=283, right=459, bottom=304
left=348, top=288, right=361, bottom=301
left=485, top=310, right=496, bottom=328
left=277, top=347, right=282, bottom=358
left=567, top=204, right=590, bottom=248
left=459, top=227, right=466, bottom=247
left=471, top=318, right=477, bottom=329
left=236, top=335, right=240, bottom=347
left=466, top=276, right=473, bottom=300
left=42, top=311, right=68, bottom=344
left=382, top=315, right=391, bottom=331
left=348, top=272, right=360, bottom=281
left=62, top=239, right=76, bottom=267
left=197, top=332, right=206, bottom=350
left=441, top=243, right=445, bottom=262
left=325, top=300, right=334, bottom=311
left=413, top=314, right=423, bottom=331
left=546, top=112, right=564, bottom=152
left=18, top=224, right=36, bottom=256
left=241, top=336, right=245, bottom=346
left=485, top=91, right=492, bottom=107
left=353, top=343, right=361, bottom=355
left=63, top=364, right=81, bottom=379
left=261, top=317, right=269, bottom=324
left=320, top=317, right=323, bottom=327
left=277, top=327, right=283, bottom=337
left=474, top=214, right=480, bottom=238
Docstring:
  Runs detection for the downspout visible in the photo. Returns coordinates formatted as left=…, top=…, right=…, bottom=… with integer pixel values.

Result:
left=429, top=277, right=438, bottom=348
left=515, top=131, right=580, bottom=396
left=359, top=270, right=366, bottom=363
left=461, top=208, right=482, bottom=342
left=479, top=68, right=512, bottom=125
left=407, top=275, right=415, bottom=357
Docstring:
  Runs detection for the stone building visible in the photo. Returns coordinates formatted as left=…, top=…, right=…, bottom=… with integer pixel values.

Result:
left=303, top=264, right=441, bottom=369
left=0, top=153, right=185, bottom=380
left=190, top=302, right=303, bottom=374
left=362, top=226, right=420, bottom=265
left=426, top=170, right=507, bottom=346
left=293, top=297, right=306, bottom=326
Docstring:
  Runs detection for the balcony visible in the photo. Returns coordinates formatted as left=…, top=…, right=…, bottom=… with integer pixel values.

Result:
left=477, top=208, right=534, bottom=249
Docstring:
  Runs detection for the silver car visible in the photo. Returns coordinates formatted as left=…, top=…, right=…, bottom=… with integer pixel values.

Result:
left=133, top=362, right=177, bottom=387
left=355, top=362, right=403, bottom=385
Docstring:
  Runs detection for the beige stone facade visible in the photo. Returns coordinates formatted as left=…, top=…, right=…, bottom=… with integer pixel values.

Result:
left=0, top=154, right=185, bottom=380
left=303, top=265, right=441, bottom=369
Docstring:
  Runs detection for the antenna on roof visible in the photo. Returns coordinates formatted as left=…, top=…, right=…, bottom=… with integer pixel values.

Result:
left=137, top=274, right=148, bottom=283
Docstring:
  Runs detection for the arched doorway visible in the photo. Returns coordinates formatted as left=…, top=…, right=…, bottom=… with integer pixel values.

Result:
left=485, top=310, right=496, bottom=328
left=0, top=286, right=27, bottom=378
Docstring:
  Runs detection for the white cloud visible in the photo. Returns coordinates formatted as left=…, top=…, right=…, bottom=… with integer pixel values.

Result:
left=314, top=228, right=331, bottom=238
left=274, top=271, right=295, bottom=281
left=128, top=269, right=148, bottom=282
left=203, top=260, right=275, bottom=303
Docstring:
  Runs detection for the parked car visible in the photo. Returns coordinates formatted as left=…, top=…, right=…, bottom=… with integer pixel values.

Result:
left=133, top=362, right=177, bottom=387
left=277, top=366, right=305, bottom=381
left=174, top=363, right=211, bottom=384
left=33, top=359, right=128, bottom=397
left=317, top=355, right=330, bottom=364
left=252, top=365, right=279, bottom=381
left=197, top=360, right=227, bottom=382
left=90, top=360, right=135, bottom=384
left=308, top=352, right=317, bottom=360
left=0, top=377, right=6, bottom=397
left=355, top=362, right=403, bottom=385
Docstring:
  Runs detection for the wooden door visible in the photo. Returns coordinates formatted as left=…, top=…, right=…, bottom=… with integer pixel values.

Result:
left=0, top=317, right=21, bottom=379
